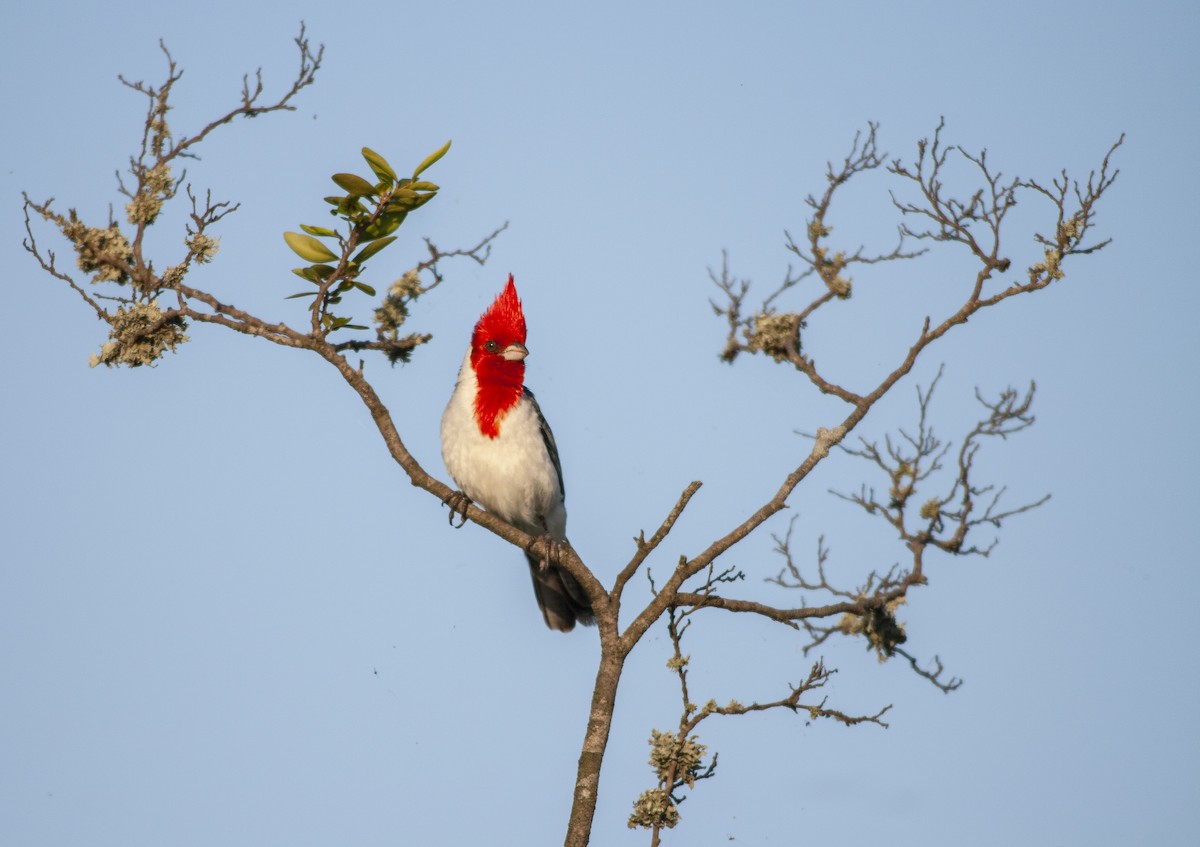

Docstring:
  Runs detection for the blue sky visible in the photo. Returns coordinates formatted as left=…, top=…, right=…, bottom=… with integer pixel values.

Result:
left=2, top=1, right=1197, bottom=845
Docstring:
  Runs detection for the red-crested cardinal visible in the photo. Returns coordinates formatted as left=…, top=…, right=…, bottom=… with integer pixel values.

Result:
left=440, top=275, right=594, bottom=632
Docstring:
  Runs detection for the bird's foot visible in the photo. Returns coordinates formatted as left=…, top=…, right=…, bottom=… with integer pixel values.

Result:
left=529, top=518, right=566, bottom=572
left=529, top=535, right=564, bottom=573
left=443, top=490, right=472, bottom=528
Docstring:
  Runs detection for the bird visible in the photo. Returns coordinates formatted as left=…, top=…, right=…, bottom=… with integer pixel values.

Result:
left=440, top=275, right=594, bottom=632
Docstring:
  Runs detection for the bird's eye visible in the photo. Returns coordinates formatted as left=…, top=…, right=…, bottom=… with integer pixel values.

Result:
left=484, top=339, right=500, bottom=353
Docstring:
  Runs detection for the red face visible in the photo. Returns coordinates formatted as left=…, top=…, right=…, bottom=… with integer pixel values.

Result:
left=471, top=275, right=526, bottom=353
left=470, top=275, right=528, bottom=438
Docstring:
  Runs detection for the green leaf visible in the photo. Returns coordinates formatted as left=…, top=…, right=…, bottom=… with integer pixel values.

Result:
left=388, top=192, right=436, bottom=213
left=300, top=224, right=339, bottom=238
left=385, top=192, right=436, bottom=214
left=361, top=212, right=406, bottom=240
left=353, top=236, right=397, bottom=265
left=285, top=291, right=317, bottom=299
left=408, top=181, right=439, bottom=192
left=324, top=315, right=366, bottom=332
left=352, top=281, right=377, bottom=296
left=332, top=172, right=379, bottom=197
left=324, top=196, right=367, bottom=218
left=386, top=188, right=423, bottom=210
left=290, top=264, right=337, bottom=282
left=328, top=316, right=368, bottom=331
left=362, top=147, right=397, bottom=184
left=412, top=139, right=452, bottom=179
left=284, top=232, right=338, bottom=263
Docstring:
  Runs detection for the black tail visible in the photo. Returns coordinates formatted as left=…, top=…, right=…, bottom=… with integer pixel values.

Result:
left=526, top=554, right=595, bottom=632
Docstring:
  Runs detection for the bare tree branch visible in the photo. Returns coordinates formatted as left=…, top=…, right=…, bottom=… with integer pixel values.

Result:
left=22, top=39, right=1123, bottom=844
left=612, top=482, right=704, bottom=604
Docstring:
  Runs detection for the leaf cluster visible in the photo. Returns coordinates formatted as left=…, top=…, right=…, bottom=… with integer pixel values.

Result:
left=283, top=141, right=450, bottom=336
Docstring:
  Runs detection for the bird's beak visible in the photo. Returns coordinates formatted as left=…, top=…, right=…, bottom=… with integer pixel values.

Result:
left=502, top=342, right=529, bottom=362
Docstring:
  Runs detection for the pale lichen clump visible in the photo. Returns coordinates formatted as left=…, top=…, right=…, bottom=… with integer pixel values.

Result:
left=813, top=425, right=846, bottom=459
left=648, top=730, right=706, bottom=787
left=744, top=311, right=799, bottom=363
left=186, top=232, right=220, bottom=264
left=1056, top=213, right=1085, bottom=250
left=813, top=244, right=853, bottom=299
left=89, top=301, right=188, bottom=368
left=144, top=162, right=174, bottom=195
left=1031, top=247, right=1064, bottom=282
left=627, top=729, right=709, bottom=830
left=125, top=164, right=175, bottom=226
left=161, top=265, right=186, bottom=287
left=826, top=271, right=852, bottom=298
left=1030, top=214, right=1087, bottom=284
left=627, top=788, right=679, bottom=830
left=55, top=212, right=133, bottom=284
left=373, top=268, right=423, bottom=338
left=888, top=460, right=917, bottom=506
left=837, top=597, right=908, bottom=661
left=125, top=192, right=163, bottom=226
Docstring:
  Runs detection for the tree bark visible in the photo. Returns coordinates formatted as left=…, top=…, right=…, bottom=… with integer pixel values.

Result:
left=564, top=648, right=625, bottom=846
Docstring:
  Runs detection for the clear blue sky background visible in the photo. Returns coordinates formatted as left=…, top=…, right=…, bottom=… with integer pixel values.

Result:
left=3, top=1, right=1197, bottom=845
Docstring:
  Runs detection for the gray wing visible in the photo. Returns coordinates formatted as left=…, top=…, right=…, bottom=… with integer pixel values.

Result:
left=520, top=387, right=592, bottom=631
left=522, top=387, right=564, bottom=500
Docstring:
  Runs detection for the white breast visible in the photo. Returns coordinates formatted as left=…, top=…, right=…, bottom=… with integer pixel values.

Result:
left=440, top=349, right=567, bottom=539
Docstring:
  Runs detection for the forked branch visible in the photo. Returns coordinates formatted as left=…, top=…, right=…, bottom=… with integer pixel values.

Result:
left=22, top=43, right=1122, bottom=847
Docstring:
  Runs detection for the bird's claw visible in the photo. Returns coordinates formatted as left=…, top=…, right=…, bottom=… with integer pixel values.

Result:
left=443, top=490, right=472, bottom=528
left=529, top=534, right=564, bottom=573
